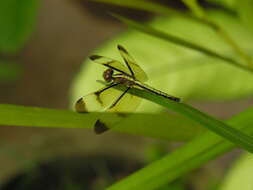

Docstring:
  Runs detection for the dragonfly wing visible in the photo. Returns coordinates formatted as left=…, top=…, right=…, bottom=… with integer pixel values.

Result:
left=75, top=84, right=119, bottom=112
left=93, top=88, right=142, bottom=134
left=117, top=45, right=148, bottom=82
left=107, top=88, right=142, bottom=112
left=89, top=55, right=132, bottom=77
left=75, top=85, right=141, bottom=113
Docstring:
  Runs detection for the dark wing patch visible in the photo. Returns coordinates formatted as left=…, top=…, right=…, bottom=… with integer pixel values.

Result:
left=94, top=119, right=109, bottom=134
left=117, top=45, right=148, bottom=82
left=89, top=55, right=132, bottom=77
left=75, top=98, right=87, bottom=113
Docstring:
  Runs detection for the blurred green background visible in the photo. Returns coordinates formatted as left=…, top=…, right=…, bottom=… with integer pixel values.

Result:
left=1, top=0, right=253, bottom=189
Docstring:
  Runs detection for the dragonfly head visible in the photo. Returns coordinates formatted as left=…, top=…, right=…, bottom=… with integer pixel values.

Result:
left=103, top=69, right=114, bottom=82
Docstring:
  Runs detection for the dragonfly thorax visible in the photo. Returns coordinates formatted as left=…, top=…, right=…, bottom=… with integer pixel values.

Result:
left=103, top=69, right=114, bottom=82
left=113, top=76, right=135, bottom=87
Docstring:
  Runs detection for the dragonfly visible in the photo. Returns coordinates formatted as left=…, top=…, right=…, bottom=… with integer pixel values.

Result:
left=75, top=45, right=180, bottom=133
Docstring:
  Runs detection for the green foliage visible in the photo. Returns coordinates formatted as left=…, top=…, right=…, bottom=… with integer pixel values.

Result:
left=2, top=91, right=253, bottom=190
left=237, top=0, right=253, bottom=34
left=71, top=11, right=253, bottom=115
left=68, top=1, right=253, bottom=189
left=220, top=153, right=253, bottom=190
left=1, top=0, right=253, bottom=189
left=6, top=86, right=253, bottom=152
left=0, top=104, right=204, bottom=141
left=94, top=0, right=252, bottom=68
left=0, top=0, right=39, bottom=53
left=112, top=13, right=251, bottom=73
left=127, top=87, right=253, bottom=153
left=105, top=106, right=253, bottom=190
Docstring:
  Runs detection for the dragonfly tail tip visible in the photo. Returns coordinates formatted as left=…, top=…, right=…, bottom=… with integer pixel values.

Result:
left=89, top=55, right=101, bottom=61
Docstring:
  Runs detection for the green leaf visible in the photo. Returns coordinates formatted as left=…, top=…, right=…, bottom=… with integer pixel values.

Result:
left=220, top=153, right=253, bottom=190
left=112, top=13, right=252, bottom=74
left=70, top=11, right=253, bottom=107
left=0, top=0, right=39, bottom=53
left=183, top=1, right=253, bottom=68
left=236, top=0, right=253, bottom=34
left=93, top=0, right=253, bottom=73
left=105, top=106, right=253, bottom=190
left=0, top=104, right=204, bottom=141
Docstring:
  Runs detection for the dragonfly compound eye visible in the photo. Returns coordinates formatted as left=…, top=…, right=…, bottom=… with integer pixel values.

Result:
left=103, top=69, right=114, bottom=82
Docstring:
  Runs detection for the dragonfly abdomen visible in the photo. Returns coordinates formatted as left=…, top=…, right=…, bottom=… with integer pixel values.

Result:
left=135, top=82, right=180, bottom=102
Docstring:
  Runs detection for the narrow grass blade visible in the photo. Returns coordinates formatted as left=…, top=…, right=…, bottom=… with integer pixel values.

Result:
left=106, top=106, right=253, bottom=190
left=0, top=104, right=204, bottom=141
left=182, top=0, right=253, bottom=68
left=92, top=0, right=185, bottom=17
left=112, top=14, right=253, bottom=75
left=92, top=0, right=253, bottom=68
left=126, top=86, right=253, bottom=153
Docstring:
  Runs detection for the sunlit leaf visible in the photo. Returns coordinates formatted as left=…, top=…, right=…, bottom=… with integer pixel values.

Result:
left=220, top=153, right=253, bottom=190
left=112, top=13, right=252, bottom=73
left=236, top=0, right=253, bottom=34
left=71, top=11, right=253, bottom=114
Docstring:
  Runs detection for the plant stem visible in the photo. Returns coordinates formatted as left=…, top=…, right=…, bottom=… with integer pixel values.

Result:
left=113, top=14, right=253, bottom=75
left=182, top=0, right=253, bottom=67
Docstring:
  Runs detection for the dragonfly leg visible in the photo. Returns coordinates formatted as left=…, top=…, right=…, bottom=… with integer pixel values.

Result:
left=108, top=87, right=130, bottom=109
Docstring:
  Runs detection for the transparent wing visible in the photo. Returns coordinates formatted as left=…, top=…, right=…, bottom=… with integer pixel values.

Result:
left=89, top=55, right=133, bottom=78
left=117, top=45, right=148, bottom=82
left=75, top=85, right=141, bottom=113
left=107, top=89, right=142, bottom=112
